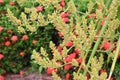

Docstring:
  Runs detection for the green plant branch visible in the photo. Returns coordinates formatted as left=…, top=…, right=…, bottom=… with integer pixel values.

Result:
left=83, top=19, right=108, bottom=75
left=107, top=35, right=120, bottom=80
left=106, top=0, right=112, bottom=9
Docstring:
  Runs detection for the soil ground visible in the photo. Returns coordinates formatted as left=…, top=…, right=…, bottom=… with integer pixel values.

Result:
left=5, top=72, right=54, bottom=80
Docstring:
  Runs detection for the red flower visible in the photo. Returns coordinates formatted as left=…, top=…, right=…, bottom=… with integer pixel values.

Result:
left=74, top=48, right=81, bottom=54
left=50, top=0, right=52, bottom=3
left=74, top=31, right=79, bottom=37
left=46, top=68, right=57, bottom=74
left=77, top=58, right=83, bottom=64
left=94, top=30, right=101, bottom=41
left=101, top=16, right=106, bottom=26
left=100, top=69, right=106, bottom=74
left=9, top=1, right=15, bottom=6
left=63, top=17, right=69, bottom=23
left=60, top=12, right=69, bottom=18
left=86, top=72, right=90, bottom=80
left=88, top=13, right=96, bottom=19
left=0, top=0, right=3, bottom=4
left=58, top=32, right=63, bottom=38
left=32, top=40, right=37, bottom=45
left=19, top=52, right=24, bottom=57
left=0, top=75, right=4, bottom=80
left=57, top=62, right=62, bottom=65
left=64, top=53, right=76, bottom=62
left=64, top=64, right=72, bottom=70
left=0, top=26, right=3, bottom=32
left=11, top=35, right=18, bottom=42
left=59, top=51, right=63, bottom=55
left=4, top=36, right=9, bottom=40
left=4, top=41, right=11, bottom=46
left=98, top=6, right=103, bottom=11
left=102, top=41, right=111, bottom=50
left=57, top=45, right=62, bottom=51
left=19, top=70, right=24, bottom=76
left=0, top=54, right=4, bottom=60
left=7, top=30, right=13, bottom=34
left=22, top=35, right=28, bottom=40
left=60, top=0, right=65, bottom=8
left=65, top=41, right=73, bottom=47
left=65, top=73, right=70, bottom=80
left=94, top=34, right=99, bottom=41
left=36, top=6, right=43, bottom=12
left=110, top=77, right=113, bottom=80
left=1, top=10, right=7, bottom=15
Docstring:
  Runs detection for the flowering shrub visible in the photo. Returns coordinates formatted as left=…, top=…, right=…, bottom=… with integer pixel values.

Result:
left=31, top=0, right=120, bottom=80
left=0, top=0, right=120, bottom=80
left=0, top=0, right=58, bottom=75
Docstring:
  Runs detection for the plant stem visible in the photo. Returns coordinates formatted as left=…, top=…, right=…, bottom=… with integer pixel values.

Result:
left=107, top=35, right=120, bottom=80
left=106, top=0, right=112, bottom=9
left=83, top=20, right=108, bottom=75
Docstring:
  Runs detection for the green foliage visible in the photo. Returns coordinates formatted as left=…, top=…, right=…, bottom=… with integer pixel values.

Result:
left=0, top=0, right=120, bottom=80
left=31, top=0, right=120, bottom=79
left=0, top=0, right=57, bottom=74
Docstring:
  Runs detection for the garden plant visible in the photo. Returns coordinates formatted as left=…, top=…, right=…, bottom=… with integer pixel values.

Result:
left=0, top=0, right=120, bottom=80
